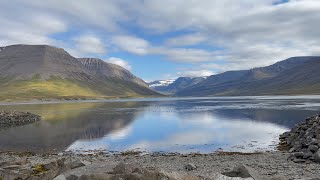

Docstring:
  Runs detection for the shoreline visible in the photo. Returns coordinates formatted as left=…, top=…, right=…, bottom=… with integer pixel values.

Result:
left=0, top=150, right=319, bottom=179
left=2, top=94, right=320, bottom=106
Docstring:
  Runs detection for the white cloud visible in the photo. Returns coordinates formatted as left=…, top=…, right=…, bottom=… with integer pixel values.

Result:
left=74, top=35, right=106, bottom=54
left=107, top=57, right=132, bottom=71
left=111, top=35, right=220, bottom=63
left=165, top=33, right=207, bottom=47
left=1, top=0, right=320, bottom=74
left=177, top=70, right=214, bottom=77
left=112, top=35, right=149, bottom=55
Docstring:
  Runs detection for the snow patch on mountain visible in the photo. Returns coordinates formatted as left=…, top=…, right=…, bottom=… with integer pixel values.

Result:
left=148, top=79, right=175, bottom=87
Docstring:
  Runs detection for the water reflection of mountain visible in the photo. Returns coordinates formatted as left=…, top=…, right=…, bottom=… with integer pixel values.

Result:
left=0, top=102, right=149, bottom=153
left=210, top=109, right=316, bottom=128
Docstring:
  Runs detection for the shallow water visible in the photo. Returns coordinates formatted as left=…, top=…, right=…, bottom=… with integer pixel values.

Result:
left=0, top=96, right=319, bottom=153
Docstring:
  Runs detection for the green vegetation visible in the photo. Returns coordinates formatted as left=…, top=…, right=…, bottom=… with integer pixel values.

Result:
left=0, top=77, right=153, bottom=102
left=32, top=164, right=48, bottom=176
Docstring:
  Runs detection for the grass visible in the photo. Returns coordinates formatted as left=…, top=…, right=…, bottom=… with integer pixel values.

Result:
left=32, top=164, right=48, bottom=176
left=0, top=76, right=154, bottom=102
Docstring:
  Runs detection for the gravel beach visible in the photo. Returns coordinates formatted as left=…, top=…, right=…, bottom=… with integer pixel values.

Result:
left=0, top=151, right=320, bottom=179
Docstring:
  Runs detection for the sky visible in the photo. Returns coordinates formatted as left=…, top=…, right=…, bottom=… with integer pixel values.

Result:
left=0, top=0, right=319, bottom=81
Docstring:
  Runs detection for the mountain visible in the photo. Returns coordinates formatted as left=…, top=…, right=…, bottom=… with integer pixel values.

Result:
left=148, top=79, right=175, bottom=88
left=148, top=77, right=206, bottom=94
left=0, top=44, right=159, bottom=101
left=176, top=56, right=320, bottom=96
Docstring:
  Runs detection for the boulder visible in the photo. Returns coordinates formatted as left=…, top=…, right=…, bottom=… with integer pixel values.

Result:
left=53, top=174, right=67, bottom=180
left=78, top=173, right=112, bottom=180
left=66, top=174, right=79, bottom=180
left=67, top=160, right=85, bottom=169
left=294, top=152, right=304, bottom=158
left=314, top=149, right=320, bottom=162
left=309, top=145, right=319, bottom=153
left=222, top=165, right=265, bottom=180
left=184, top=163, right=197, bottom=171
left=112, top=162, right=136, bottom=174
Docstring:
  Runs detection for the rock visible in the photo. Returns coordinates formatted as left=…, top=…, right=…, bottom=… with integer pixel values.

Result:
left=68, top=160, right=85, bottom=169
left=80, top=160, right=92, bottom=166
left=112, top=162, right=136, bottom=174
left=314, top=149, right=320, bottom=162
left=279, top=132, right=290, bottom=139
left=309, top=145, right=319, bottom=152
left=292, top=158, right=306, bottom=163
left=303, top=150, right=313, bottom=159
left=53, top=174, right=67, bottom=180
left=294, top=152, right=304, bottom=158
left=270, top=177, right=286, bottom=180
left=2, top=165, right=21, bottom=170
left=184, top=163, right=197, bottom=171
left=78, top=173, right=112, bottom=180
left=222, top=165, right=265, bottom=180
left=0, top=111, right=41, bottom=129
left=0, top=168, right=29, bottom=180
left=66, top=174, right=79, bottom=180
left=289, top=144, right=301, bottom=153
left=108, top=162, right=199, bottom=180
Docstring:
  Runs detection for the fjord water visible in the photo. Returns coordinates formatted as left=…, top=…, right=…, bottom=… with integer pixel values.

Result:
left=0, top=96, right=319, bottom=154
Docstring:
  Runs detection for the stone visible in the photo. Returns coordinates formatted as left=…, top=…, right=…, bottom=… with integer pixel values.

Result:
left=309, top=145, right=319, bottom=152
left=80, top=160, right=92, bottom=166
left=289, top=144, right=301, bottom=153
left=293, top=158, right=306, bottom=163
left=185, top=163, right=197, bottom=171
left=68, top=160, right=85, bottom=169
left=112, top=162, right=135, bottom=174
left=294, top=152, right=304, bottom=158
left=303, top=151, right=313, bottom=159
left=270, top=177, right=286, bottom=180
left=53, top=174, right=67, bottom=180
left=78, top=173, right=112, bottom=180
left=2, top=165, right=21, bottom=170
left=222, top=165, right=265, bottom=180
left=314, top=149, right=320, bottom=162
left=311, top=138, right=318, bottom=145
left=66, top=174, right=79, bottom=180
left=0, top=168, right=29, bottom=180
left=279, top=132, right=290, bottom=139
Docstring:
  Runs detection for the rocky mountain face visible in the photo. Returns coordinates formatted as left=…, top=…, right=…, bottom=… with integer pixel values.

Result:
left=0, top=44, right=159, bottom=101
left=148, top=77, right=206, bottom=94
left=176, top=56, right=320, bottom=96
left=78, top=58, right=148, bottom=87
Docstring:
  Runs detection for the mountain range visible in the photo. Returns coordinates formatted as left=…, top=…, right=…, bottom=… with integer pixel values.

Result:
left=148, top=77, right=207, bottom=94
left=0, top=44, right=159, bottom=101
left=175, top=56, right=320, bottom=96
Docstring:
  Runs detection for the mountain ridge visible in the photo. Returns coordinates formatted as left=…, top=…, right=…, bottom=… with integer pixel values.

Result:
left=176, top=56, right=320, bottom=96
left=0, top=44, right=160, bottom=101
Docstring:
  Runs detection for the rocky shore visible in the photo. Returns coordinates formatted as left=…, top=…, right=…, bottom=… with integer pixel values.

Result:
left=0, top=111, right=41, bottom=129
left=279, top=114, right=320, bottom=163
left=0, top=151, right=320, bottom=180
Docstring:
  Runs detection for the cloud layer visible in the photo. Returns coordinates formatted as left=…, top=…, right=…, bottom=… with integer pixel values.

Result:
left=1, top=0, right=319, bottom=79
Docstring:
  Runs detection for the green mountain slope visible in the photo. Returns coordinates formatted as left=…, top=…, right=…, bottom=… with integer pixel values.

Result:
left=0, top=45, right=160, bottom=101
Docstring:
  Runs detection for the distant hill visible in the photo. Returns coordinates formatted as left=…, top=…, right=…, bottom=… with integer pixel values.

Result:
left=0, top=44, right=160, bottom=101
left=148, top=77, right=206, bottom=94
left=176, top=56, right=320, bottom=96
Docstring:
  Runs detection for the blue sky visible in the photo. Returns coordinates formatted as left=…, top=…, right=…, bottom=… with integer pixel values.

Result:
left=0, top=0, right=319, bottom=81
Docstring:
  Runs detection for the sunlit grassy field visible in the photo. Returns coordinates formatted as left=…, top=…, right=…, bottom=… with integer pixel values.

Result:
left=0, top=76, right=151, bottom=101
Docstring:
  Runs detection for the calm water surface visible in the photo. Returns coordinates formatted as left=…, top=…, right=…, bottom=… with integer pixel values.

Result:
left=0, top=96, right=320, bottom=153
